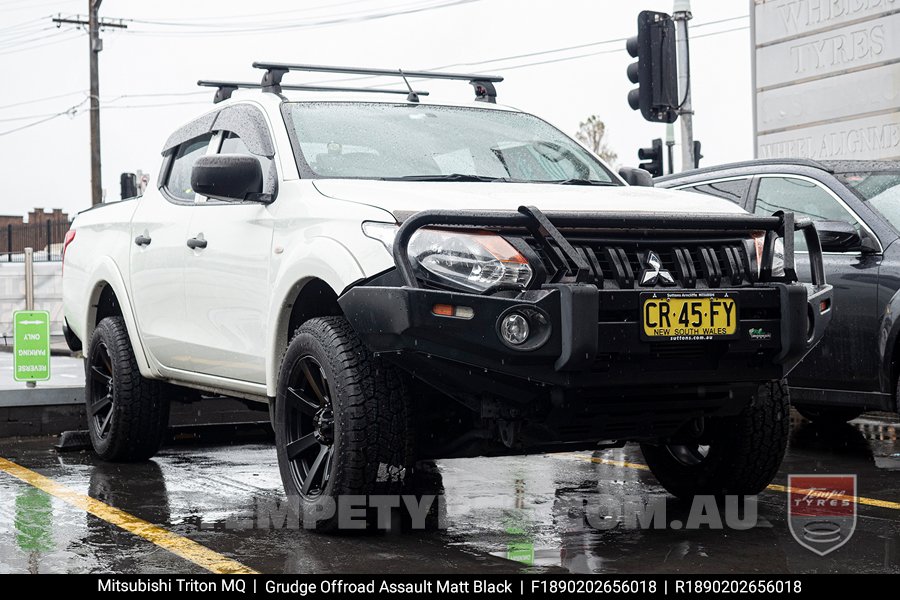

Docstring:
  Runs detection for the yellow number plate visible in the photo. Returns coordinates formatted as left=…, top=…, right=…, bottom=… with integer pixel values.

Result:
left=641, top=292, right=738, bottom=341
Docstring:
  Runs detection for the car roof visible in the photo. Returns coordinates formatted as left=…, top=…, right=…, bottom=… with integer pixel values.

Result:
left=656, top=158, right=900, bottom=185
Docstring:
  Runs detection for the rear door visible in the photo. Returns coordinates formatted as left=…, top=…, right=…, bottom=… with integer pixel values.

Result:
left=180, top=124, right=277, bottom=384
left=749, top=174, right=882, bottom=392
left=129, top=133, right=213, bottom=370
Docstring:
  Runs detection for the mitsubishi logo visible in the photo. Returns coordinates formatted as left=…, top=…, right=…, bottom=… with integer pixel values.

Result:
left=639, top=251, right=676, bottom=287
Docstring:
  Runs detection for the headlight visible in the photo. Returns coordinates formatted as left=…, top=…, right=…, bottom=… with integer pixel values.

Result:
left=747, top=232, right=785, bottom=278
left=408, top=228, right=533, bottom=293
left=363, top=222, right=534, bottom=293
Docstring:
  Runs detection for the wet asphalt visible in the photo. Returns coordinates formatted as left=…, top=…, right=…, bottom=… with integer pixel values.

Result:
left=0, top=410, right=897, bottom=575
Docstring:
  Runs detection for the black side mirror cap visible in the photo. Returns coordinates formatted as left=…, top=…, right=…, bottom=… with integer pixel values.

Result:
left=816, top=220, right=878, bottom=253
left=618, top=167, right=654, bottom=187
left=190, top=154, right=268, bottom=203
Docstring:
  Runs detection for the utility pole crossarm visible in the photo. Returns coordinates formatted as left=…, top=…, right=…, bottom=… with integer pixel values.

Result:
left=51, top=15, right=128, bottom=29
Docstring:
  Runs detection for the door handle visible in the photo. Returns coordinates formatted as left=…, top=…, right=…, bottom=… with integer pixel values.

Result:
left=134, top=235, right=152, bottom=247
left=186, top=237, right=207, bottom=250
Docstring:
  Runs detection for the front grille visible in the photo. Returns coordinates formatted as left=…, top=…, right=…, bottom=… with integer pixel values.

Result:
left=528, top=237, right=753, bottom=290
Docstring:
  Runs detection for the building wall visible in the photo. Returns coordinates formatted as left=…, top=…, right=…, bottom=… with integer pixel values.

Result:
left=753, top=0, right=900, bottom=160
left=0, top=208, right=70, bottom=256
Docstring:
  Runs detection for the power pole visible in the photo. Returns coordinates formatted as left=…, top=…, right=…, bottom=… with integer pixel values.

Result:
left=673, top=0, right=694, bottom=172
left=52, top=3, right=127, bottom=205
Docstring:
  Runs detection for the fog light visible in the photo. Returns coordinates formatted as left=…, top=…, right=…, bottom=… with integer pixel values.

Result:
left=500, top=312, right=529, bottom=346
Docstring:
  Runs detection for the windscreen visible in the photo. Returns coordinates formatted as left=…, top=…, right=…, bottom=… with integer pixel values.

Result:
left=283, top=102, right=617, bottom=184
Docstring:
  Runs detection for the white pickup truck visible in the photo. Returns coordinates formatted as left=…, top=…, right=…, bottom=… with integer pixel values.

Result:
left=62, top=63, right=832, bottom=530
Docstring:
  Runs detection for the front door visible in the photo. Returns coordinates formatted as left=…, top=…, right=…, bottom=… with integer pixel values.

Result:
left=180, top=131, right=277, bottom=383
left=750, top=175, right=882, bottom=392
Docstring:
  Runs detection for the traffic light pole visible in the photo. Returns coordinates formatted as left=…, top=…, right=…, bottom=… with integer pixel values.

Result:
left=673, top=0, right=694, bottom=172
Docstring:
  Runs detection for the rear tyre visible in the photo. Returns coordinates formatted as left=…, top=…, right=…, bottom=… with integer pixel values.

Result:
left=274, top=316, right=412, bottom=532
left=85, top=316, right=169, bottom=462
left=795, top=405, right=864, bottom=424
left=640, top=380, right=790, bottom=498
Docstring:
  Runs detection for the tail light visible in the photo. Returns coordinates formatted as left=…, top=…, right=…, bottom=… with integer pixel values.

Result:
left=62, top=229, right=75, bottom=273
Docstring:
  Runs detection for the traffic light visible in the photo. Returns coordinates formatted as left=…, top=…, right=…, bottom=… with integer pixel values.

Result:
left=626, top=10, right=679, bottom=123
left=693, top=140, right=703, bottom=168
left=638, top=138, right=664, bottom=177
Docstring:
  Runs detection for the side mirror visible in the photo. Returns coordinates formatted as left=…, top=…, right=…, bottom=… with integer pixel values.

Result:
left=815, top=220, right=878, bottom=253
left=190, top=154, right=267, bottom=203
left=618, top=167, right=654, bottom=187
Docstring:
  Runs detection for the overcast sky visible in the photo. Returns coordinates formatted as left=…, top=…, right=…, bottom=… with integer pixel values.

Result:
left=0, top=0, right=752, bottom=218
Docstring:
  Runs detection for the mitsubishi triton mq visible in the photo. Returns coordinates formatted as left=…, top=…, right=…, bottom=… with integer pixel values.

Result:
left=61, top=62, right=832, bottom=529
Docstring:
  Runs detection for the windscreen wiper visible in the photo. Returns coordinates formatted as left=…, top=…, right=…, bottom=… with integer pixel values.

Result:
left=385, top=173, right=510, bottom=182
left=548, top=178, right=619, bottom=186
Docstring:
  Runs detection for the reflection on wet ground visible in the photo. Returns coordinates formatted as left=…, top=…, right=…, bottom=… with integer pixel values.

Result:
left=0, top=410, right=897, bottom=574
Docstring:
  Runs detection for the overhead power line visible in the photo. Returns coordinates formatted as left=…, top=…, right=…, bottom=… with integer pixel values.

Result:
left=0, top=89, right=87, bottom=110
left=0, top=30, right=83, bottom=56
left=121, top=0, right=484, bottom=37
left=0, top=16, right=52, bottom=34
left=0, top=98, right=85, bottom=137
left=307, top=18, right=750, bottom=86
left=126, top=0, right=382, bottom=26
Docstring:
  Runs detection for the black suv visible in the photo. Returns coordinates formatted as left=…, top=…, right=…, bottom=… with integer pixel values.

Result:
left=657, top=159, right=900, bottom=423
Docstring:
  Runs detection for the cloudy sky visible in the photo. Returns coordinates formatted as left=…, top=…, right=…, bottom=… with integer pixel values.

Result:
left=0, top=0, right=752, bottom=218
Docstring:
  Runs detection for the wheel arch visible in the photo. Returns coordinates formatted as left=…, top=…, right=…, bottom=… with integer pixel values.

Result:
left=264, top=234, right=379, bottom=397
left=83, top=258, right=154, bottom=378
left=266, top=275, right=352, bottom=398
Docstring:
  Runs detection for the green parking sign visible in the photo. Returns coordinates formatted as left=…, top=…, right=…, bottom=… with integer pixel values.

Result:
left=14, top=310, right=51, bottom=382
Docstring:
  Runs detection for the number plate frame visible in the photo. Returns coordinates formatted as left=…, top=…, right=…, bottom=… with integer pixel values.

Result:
left=640, top=291, right=739, bottom=341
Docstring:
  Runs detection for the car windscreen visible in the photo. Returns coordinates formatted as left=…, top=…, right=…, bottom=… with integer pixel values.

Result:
left=838, top=171, right=900, bottom=230
left=282, top=102, right=618, bottom=184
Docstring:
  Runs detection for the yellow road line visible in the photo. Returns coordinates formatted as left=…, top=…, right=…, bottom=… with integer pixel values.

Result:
left=559, top=452, right=650, bottom=471
left=767, top=484, right=900, bottom=511
left=0, top=457, right=258, bottom=574
left=557, top=453, right=900, bottom=511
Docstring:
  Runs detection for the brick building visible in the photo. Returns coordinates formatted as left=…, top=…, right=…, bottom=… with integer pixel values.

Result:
left=0, top=208, right=71, bottom=258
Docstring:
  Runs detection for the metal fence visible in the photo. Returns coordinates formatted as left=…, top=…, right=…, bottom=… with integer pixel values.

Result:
left=0, top=220, right=72, bottom=262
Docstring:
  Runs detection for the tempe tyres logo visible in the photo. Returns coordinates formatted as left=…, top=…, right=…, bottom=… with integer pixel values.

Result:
left=788, top=474, right=857, bottom=556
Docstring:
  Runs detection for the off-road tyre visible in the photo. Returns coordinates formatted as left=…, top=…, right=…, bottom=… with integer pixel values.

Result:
left=274, top=316, right=412, bottom=532
left=85, top=316, right=169, bottom=462
left=640, top=380, right=790, bottom=498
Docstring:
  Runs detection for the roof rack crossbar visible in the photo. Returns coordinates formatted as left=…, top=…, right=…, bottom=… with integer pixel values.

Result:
left=250, top=62, right=504, bottom=103
left=197, top=80, right=430, bottom=104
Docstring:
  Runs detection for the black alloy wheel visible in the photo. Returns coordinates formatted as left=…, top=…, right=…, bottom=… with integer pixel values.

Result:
left=284, top=355, right=336, bottom=498
left=88, top=341, right=116, bottom=440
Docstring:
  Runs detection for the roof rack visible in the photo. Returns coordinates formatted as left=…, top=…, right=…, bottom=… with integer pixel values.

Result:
left=251, top=62, right=504, bottom=103
left=198, top=79, right=431, bottom=104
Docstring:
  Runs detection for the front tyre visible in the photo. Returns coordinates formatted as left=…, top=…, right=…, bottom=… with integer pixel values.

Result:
left=274, top=316, right=411, bottom=532
left=85, top=316, right=169, bottom=462
left=640, top=380, right=790, bottom=498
